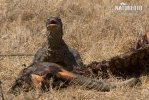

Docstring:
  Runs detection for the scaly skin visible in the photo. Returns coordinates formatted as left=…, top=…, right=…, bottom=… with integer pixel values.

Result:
left=33, top=16, right=83, bottom=71
left=9, top=62, right=139, bottom=94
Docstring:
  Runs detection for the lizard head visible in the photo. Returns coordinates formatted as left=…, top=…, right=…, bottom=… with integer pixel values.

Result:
left=46, top=16, right=63, bottom=37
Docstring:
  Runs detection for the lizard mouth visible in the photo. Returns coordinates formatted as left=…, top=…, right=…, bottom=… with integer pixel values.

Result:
left=46, top=20, right=58, bottom=29
left=46, top=17, right=62, bottom=32
left=49, top=20, right=57, bottom=25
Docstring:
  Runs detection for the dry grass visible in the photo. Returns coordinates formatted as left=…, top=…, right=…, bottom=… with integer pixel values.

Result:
left=1, top=0, right=149, bottom=99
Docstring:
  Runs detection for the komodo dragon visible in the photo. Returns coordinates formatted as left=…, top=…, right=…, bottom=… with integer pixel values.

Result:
left=33, top=16, right=83, bottom=71
left=9, top=62, right=139, bottom=94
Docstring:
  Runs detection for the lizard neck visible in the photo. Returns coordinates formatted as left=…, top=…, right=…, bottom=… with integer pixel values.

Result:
left=47, top=31, right=64, bottom=49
